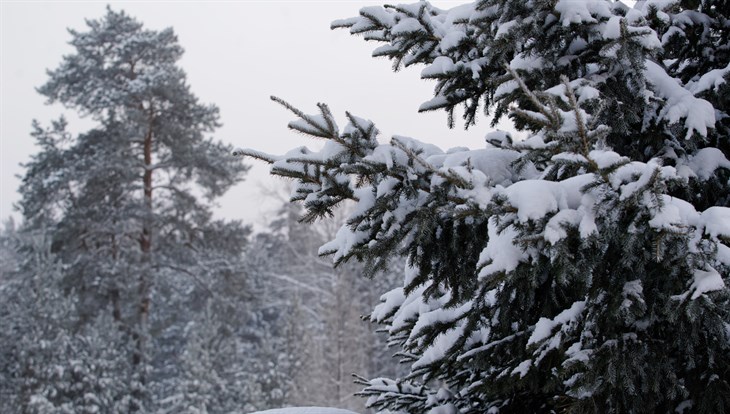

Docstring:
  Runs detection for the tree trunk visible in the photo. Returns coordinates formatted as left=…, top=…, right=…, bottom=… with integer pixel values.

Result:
left=134, top=116, right=154, bottom=402
left=139, top=123, right=153, bottom=347
left=335, top=274, right=344, bottom=406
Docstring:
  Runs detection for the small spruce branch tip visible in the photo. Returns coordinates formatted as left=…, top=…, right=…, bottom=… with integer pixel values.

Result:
left=505, top=64, right=611, bottom=181
left=231, top=148, right=278, bottom=164
left=270, top=95, right=340, bottom=140
left=231, top=98, right=362, bottom=208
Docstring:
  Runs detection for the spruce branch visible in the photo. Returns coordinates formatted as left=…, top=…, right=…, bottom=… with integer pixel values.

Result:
left=317, top=102, right=339, bottom=137
left=391, top=137, right=473, bottom=190
left=504, top=64, right=561, bottom=130
left=231, top=148, right=278, bottom=164
left=271, top=96, right=339, bottom=139
left=561, top=75, right=592, bottom=158
left=558, top=75, right=610, bottom=179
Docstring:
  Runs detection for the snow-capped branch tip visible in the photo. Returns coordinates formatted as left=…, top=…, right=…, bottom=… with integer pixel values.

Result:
left=231, top=148, right=279, bottom=164
left=270, top=96, right=339, bottom=139
left=271, top=95, right=299, bottom=114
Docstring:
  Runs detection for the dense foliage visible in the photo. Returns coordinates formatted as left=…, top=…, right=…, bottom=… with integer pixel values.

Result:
left=242, top=1, right=730, bottom=412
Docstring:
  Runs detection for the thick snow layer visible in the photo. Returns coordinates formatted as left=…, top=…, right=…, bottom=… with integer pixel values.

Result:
left=494, top=79, right=519, bottom=99
left=528, top=301, right=586, bottom=346
left=419, top=94, right=452, bottom=112
left=422, top=56, right=457, bottom=78
left=502, top=174, right=592, bottom=221
left=544, top=210, right=582, bottom=244
left=688, top=63, right=730, bottom=94
left=414, top=324, right=466, bottom=369
left=371, top=287, right=405, bottom=323
left=433, top=148, right=520, bottom=187
left=503, top=180, right=569, bottom=223
left=639, top=0, right=681, bottom=13
left=410, top=300, right=472, bottom=341
left=677, top=147, right=730, bottom=180
left=701, top=207, right=730, bottom=239
left=717, top=244, right=730, bottom=267
left=478, top=220, right=524, bottom=279
left=690, top=267, right=726, bottom=300
left=359, top=6, right=396, bottom=26
left=511, top=359, right=532, bottom=378
left=602, top=15, right=622, bottom=39
left=390, top=285, right=429, bottom=334
left=440, top=30, right=466, bottom=51
left=251, top=408, right=359, bottom=414
left=555, top=0, right=612, bottom=26
left=648, top=198, right=693, bottom=232
left=612, top=160, right=676, bottom=200
left=391, top=17, right=423, bottom=35
left=644, top=60, right=715, bottom=139
left=509, top=53, right=545, bottom=71
left=589, top=150, right=626, bottom=169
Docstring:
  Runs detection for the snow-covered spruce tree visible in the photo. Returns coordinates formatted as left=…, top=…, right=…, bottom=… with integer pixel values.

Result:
left=17, top=7, right=249, bottom=411
left=0, top=230, right=135, bottom=414
left=238, top=1, right=730, bottom=412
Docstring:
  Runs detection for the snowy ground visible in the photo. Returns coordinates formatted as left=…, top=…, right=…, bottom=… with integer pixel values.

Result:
left=250, top=408, right=359, bottom=414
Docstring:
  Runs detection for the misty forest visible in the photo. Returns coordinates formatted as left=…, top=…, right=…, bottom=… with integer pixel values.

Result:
left=1, top=1, right=729, bottom=414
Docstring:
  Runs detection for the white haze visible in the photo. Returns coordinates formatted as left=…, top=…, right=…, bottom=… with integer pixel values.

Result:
left=1, top=1, right=521, bottom=229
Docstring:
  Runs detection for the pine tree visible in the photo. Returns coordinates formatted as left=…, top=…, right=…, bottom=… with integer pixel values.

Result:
left=240, top=1, right=730, bottom=412
left=0, top=230, right=136, bottom=414
left=16, top=7, right=249, bottom=412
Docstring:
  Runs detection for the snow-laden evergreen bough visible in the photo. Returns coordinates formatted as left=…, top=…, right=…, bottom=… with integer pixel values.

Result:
left=239, top=0, right=730, bottom=412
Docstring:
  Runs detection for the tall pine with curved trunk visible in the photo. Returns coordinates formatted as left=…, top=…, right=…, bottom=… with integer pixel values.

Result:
left=18, top=8, right=249, bottom=411
left=241, top=0, right=730, bottom=412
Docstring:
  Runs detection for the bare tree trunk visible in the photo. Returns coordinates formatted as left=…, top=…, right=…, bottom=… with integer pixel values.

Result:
left=138, top=122, right=153, bottom=358
left=336, top=281, right=343, bottom=406
left=133, top=117, right=154, bottom=408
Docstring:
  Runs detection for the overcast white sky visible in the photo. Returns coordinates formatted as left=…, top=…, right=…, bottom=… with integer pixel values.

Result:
left=1, top=0, right=517, bottom=230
